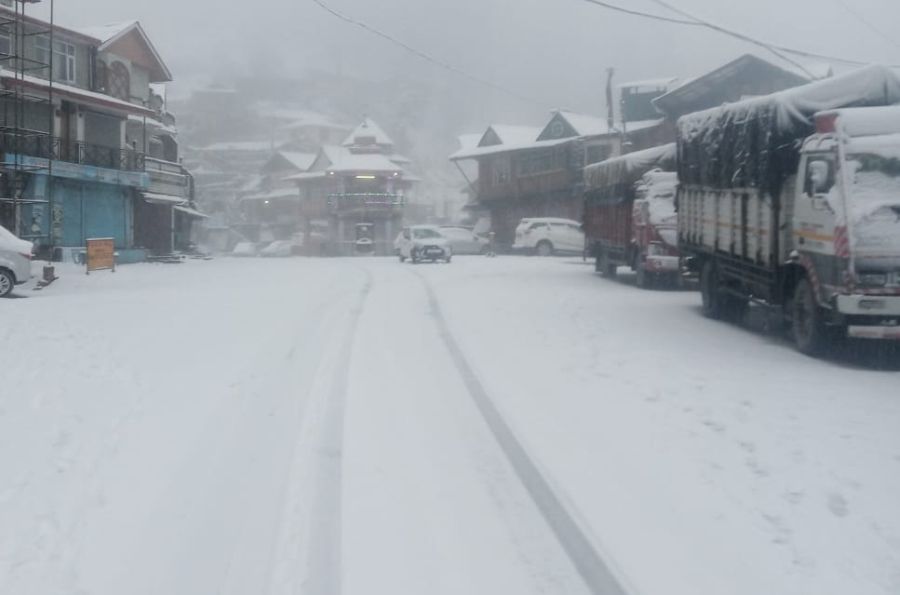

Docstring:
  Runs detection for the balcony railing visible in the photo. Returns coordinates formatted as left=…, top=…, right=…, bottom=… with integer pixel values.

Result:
left=0, top=131, right=146, bottom=171
left=145, top=156, right=193, bottom=200
left=327, top=193, right=405, bottom=212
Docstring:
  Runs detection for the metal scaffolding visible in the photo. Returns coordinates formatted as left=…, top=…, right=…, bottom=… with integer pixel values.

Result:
left=0, top=0, right=53, bottom=241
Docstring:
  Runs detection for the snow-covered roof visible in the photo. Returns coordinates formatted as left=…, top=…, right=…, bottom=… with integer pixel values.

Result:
left=78, top=20, right=136, bottom=43
left=319, top=145, right=403, bottom=173
left=342, top=118, right=394, bottom=148
left=556, top=111, right=612, bottom=137
left=654, top=54, right=810, bottom=118
left=284, top=171, right=328, bottom=182
left=486, top=125, right=541, bottom=147
left=584, top=143, right=676, bottom=193
left=242, top=188, right=300, bottom=202
left=76, top=21, right=172, bottom=83
left=450, top=137, right=569, bottom=161
left=456, top=133, right=483, bottom=152
left=253, top=104, right=350, bottom=131
left=277, top=152, right=317, bottom=172
left=389, top=154, right=412, bottom=165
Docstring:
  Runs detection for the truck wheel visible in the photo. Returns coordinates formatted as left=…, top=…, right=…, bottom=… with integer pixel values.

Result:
left=0, top=269, right=14, bottom=297
left=792, top=278, right=830, bottom=355
left=399, top=254, right=406, bottom=263
left=536, top=241, right=553, bottom=257
left=410, top=250, right=419, bottom=264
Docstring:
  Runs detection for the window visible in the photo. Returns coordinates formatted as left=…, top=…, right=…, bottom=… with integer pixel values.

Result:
left=35, top=37, right=77, bottom=83
left=491, top=157, right=511, bottom=186
left=804, top=155, right=836, bottom=196
left=518, top=148, right=566, bottom=176
left=108, top=61, right=130, bottom=101
left=0, top=28, right=10, bottom=57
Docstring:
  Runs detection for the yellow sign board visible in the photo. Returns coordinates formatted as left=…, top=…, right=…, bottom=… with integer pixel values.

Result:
left=86, top=238, right=116, bottom=274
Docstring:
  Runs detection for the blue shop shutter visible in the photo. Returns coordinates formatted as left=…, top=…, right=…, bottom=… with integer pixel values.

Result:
left=83, top=184, right=129, bottom=247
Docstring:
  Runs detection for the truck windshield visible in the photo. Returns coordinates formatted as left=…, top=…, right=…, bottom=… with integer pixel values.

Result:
left=845, top=153, right=900, bottom=220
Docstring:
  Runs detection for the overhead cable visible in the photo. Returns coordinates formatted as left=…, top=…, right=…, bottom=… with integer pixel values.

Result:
left=833, top=0, right=900, bottom=53
left=309, top=0, right=551, bottom=108
left=578, top=0, right=900, bottom=70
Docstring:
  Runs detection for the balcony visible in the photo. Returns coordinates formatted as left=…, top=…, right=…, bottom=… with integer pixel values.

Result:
left=0, top=130, right=145, bottom=172
left=145, top=157, right=193, bottom=200
left=327, top=193, right=404, bottom=214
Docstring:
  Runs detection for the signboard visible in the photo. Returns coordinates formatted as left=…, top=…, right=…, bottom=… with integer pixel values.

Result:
left=86, top=238, right=116, bottom=274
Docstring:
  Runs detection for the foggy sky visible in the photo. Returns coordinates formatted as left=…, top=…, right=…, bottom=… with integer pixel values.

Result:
left=36, top=0, right=900, bottom=124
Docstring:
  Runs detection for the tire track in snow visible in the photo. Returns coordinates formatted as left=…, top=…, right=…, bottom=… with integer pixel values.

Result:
left=413, top=271, right=631, bottom=595
left=269, top=268, right=372, bottom=595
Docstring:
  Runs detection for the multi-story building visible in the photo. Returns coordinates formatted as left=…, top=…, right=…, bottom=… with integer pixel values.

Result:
left=451, top=54, right=813, bottom=250
left=288, top=118, right=416, bottom=256
left=0, top=4, right=198, bottom=259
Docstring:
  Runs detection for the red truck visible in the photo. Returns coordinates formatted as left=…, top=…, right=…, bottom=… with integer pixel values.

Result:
left=583, top=143, right=679, bottom=288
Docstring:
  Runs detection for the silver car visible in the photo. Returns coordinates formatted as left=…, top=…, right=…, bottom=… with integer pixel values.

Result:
left=0, top=224, right=33, bottom=297
left=439, top=226, right=490, bottom=255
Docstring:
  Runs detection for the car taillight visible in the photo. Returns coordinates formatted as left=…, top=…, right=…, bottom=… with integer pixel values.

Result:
left=19, top=252, right=32, bottom=260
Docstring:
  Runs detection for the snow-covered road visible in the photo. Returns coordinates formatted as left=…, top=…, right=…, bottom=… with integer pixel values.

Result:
left=1, top=256, right=898, bottom=595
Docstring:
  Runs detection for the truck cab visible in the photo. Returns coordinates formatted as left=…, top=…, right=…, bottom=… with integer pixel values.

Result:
left=632, top=171, right=680, bottom=287
left=787, top=107, right=900, bottom=343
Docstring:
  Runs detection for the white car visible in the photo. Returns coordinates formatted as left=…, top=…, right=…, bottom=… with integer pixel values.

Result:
left=396, top=225, right=452, bottom=263
left=260, top=240, right=297, bottom=257
left=439, top=226, right=490, bottom=255
left=0, top=224, right=33, bottom=297
left=512, top=217, right=585, bottom=256
left=231, top=241, right=261, bottom=257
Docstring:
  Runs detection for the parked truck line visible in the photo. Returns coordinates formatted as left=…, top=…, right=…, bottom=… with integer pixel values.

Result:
left=677, top=65, right=900, bottom=354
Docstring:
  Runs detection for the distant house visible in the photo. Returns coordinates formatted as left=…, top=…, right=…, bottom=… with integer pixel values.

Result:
left=288, top=118, right=416, bottom=256
left=652, top=54, right=811, bottom=120
left=450, top=111, right=632, bottom=248
left=237, top=150, right=316, bottom=242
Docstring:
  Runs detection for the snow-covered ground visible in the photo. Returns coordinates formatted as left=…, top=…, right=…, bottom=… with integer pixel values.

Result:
left=1, top=257, right=898, bottom=595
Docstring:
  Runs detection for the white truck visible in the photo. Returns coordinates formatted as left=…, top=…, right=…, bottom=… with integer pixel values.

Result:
left=678, top=65, right=900, bottom=354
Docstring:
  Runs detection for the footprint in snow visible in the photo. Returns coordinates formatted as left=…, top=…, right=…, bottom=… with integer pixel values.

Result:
left=702, top=419, right=726, bottom=433
left=827, top=493, right=850, bottom=518
left=783, top=490, right=805, bottom=505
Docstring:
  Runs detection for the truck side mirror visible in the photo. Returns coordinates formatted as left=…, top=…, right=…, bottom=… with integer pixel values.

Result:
left=805, top=159, right=834, bottom=196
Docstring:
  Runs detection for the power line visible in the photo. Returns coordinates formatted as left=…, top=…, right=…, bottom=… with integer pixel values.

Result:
left=579, top=0, right=699, bottom=25
left=577, top=0, right=900, bottom=69
left=309, top=0, right=552, bottom=109
left=833, top=0, right=900, bottom=53
left=646, top=0, right=815, bottom=77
